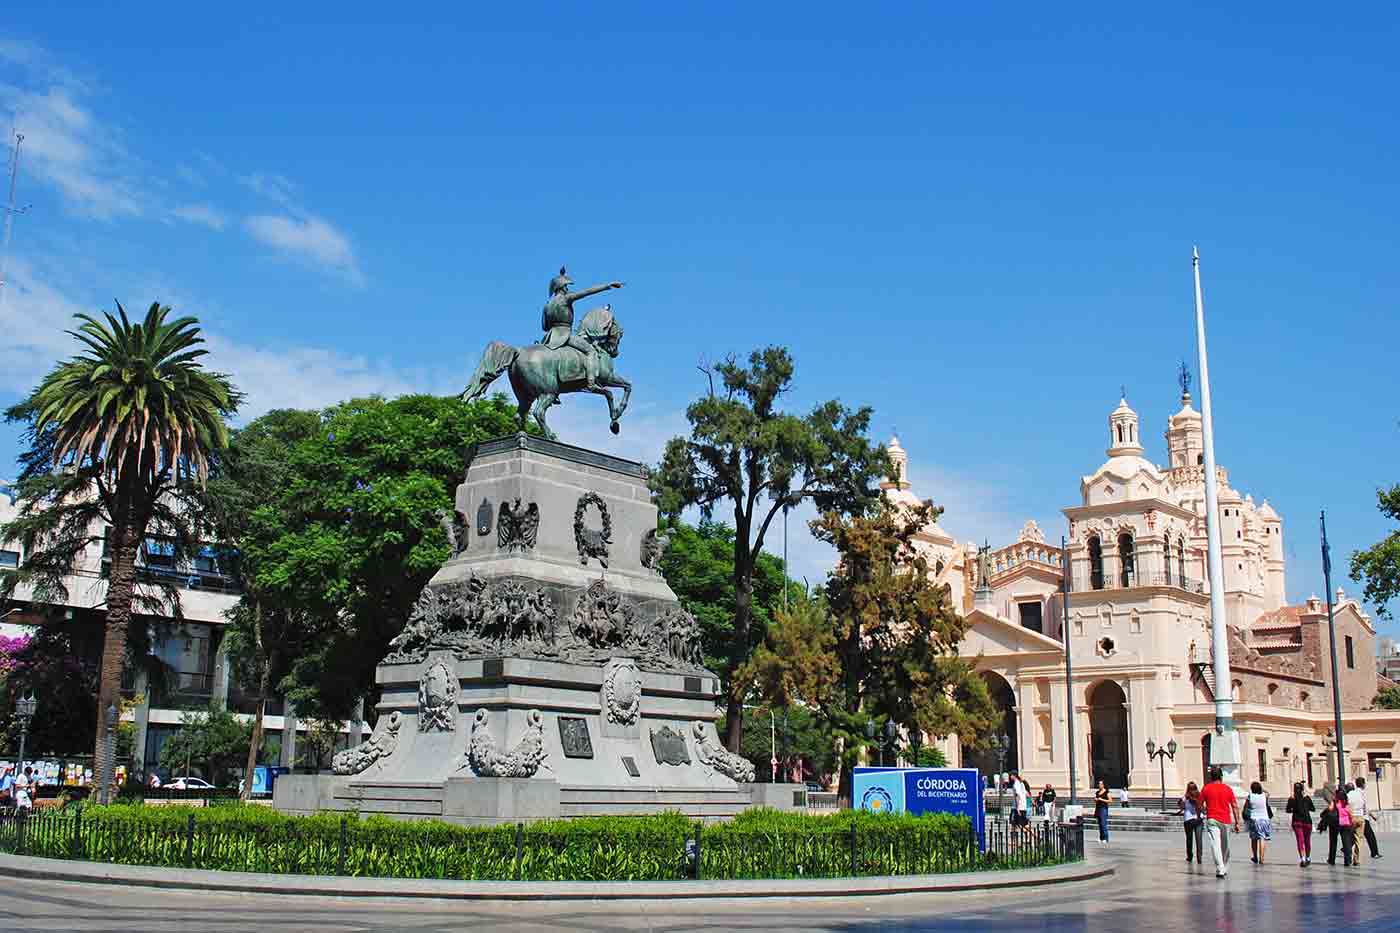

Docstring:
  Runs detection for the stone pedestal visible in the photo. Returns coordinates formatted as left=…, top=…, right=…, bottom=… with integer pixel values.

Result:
left=278, top=434, right=771, bottom=825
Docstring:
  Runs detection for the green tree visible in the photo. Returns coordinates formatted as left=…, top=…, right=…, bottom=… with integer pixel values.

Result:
left=233, top=394, right=522, bottom=722
left=1351, top=483, right=1400, bottom=618
left=160, top=704, right=253, bottom=785
left=652, top=348, right=887, bottom=751
left=1, top=303, right=240, bottom=798
left=199, top=408, right=323, bottom=799
left=1374, top=686, right=1400, bottom=710
left=740, top=501, right=999, bottom=795
left=658, top=520, right=796, bottom=677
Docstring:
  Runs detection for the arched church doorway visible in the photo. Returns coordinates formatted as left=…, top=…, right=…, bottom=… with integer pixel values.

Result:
left=1088, top=680, right=1129, bottom=789
left=967, top=672, right=1018, bottom=779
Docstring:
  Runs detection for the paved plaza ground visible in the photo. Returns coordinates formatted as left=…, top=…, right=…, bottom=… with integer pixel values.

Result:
left=4, top=829, right=1399, bottom=931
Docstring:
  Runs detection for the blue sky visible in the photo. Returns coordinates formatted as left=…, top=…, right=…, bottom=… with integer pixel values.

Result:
left=1, top=6, right=1397, bottom=634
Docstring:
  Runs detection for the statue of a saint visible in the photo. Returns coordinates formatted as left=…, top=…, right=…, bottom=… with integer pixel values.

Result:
left=541, top=267, right=622, bottom=388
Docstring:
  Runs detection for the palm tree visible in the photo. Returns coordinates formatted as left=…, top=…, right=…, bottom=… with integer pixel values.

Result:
left=2, top=302, right=240, bottom=799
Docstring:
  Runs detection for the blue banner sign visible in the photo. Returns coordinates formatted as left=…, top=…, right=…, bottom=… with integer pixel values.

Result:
left=852, top=766, right=985, bottom=849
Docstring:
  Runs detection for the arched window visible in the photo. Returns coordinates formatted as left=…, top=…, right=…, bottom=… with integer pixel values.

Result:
left=1088, top=536, right=1104, bottom=590
left=1118, top=532, right=1135, bottom=587
left=1163, top=536, right=1172, bottom=586
left=1197, top=454, right=1204, bottom=465
left=1117, top=424, right=1124, bottom=443
left=1267, top=684, right=1279, bottom=705
left=935, top=560, right=945, bottom=575
left=1129, top=424, right=1135, bottom=443
left=1177, top=538, right=1187, bottom=587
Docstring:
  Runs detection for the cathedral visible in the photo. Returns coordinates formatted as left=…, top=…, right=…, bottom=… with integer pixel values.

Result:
left=886, top=379, right=1398, bottom=798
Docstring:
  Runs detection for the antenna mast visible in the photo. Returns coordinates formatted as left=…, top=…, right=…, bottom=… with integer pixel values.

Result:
left=0, top=129, right=29, bottom=314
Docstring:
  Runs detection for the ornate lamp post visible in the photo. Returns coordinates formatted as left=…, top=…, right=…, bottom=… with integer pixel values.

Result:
left=14, top=693, right=36, bottom=777
left=909, top=726, right=924, bottom=768
left=865, top=719, right=877, bottom=766
left=884, top=720, right=898, bottom=768
left=1146, top=738, right=1177, bottom=813
left=990, top=732, right=1010, bottom=813
left=780, top=710, right=790, bottom=783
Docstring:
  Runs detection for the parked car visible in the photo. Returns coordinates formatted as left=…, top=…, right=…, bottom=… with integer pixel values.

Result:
left=167, top=776, right=215, bottom=790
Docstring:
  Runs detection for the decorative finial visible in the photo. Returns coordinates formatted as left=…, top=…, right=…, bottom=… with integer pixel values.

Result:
left=1120, top=384, right=1126, bottom=401
left=1178, top=360, right=1192, bottom=397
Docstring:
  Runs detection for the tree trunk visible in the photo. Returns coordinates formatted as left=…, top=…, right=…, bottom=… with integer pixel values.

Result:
left=240, top=607, right=269, bottom=803
left=724, top=573, right=754, bottom=753
left=94, top=516, right=140, bottom=802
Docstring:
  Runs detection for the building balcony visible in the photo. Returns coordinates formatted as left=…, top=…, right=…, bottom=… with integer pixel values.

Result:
left=1071, top=571, right=1205, bottom=596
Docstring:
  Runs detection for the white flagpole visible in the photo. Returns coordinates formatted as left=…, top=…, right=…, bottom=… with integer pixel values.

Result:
left=1193, top=246, right=1241, bottom=787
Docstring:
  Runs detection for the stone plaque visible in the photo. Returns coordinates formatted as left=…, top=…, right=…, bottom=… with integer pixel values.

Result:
left=683, top=676, right=702, bottom=694
left=476, top=498, right=493, bottom=536
left=481, top=658, right=504, bottom=680
left=621, top=756, right=641, bottom=777
left=557, top=716, right=594, bottom=759
left=649, top=725, right=691, bottom=766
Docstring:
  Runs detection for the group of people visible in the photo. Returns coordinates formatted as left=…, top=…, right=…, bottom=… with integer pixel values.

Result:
left=1179, top=770, right=1382, bottom=877
left=999, top=772, right=1063, bottom=831
left=0, top=764, right=35, bottom=810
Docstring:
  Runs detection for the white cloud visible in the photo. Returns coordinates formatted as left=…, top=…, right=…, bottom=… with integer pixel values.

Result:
left=238, top=172, right=298, bottom=208
left=243, top=212, right=365, bottom=286
left=170, top=203, right=227, bottom=231
left=0, top=256, right=91, bottom=391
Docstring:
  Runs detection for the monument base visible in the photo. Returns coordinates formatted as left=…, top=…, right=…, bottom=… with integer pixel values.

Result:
left=1208, top=729, right=1244, bottom=793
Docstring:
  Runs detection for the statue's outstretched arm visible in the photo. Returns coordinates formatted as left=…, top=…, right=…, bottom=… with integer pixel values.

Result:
left=566, top=281, right=622, bottom=302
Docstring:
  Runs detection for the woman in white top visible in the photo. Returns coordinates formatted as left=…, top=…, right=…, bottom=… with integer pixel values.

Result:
left=1245, top=781, right=1272, bottom=864
left=14, top=767, right=33, bottom=810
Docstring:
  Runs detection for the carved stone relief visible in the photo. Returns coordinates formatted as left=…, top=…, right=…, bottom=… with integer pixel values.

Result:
left=602, top=658, right=642, bottom=725
left=418, top=660, right=458, bottom=732
left=650, top=725, right=691, bottom=766
left=574, top=492, right=612, bottom=567
left=557, top=716, right=594, bottom=758
left=437, top=507, right=468, bottom=558
left=383, top=574, right=707, bottom=674
left=497, top=498, right=540, bottom=552
left=461, top=708, right=548, bottom=778
left=640, top=527, right=671, bottom=571
left=692, top=721, right=755, bottom=783
left=331, top=711, right=402, bottom=775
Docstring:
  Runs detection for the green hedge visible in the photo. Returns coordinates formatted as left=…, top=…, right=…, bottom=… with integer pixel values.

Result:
left=0, top=805, right=1080, bottom=881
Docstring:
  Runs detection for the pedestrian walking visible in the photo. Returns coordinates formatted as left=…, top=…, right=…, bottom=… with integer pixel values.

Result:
left=1285, top=782, right=1315, bottom=867
left=14, top=766, right=33, bottom=811
left=1010, top=773, right=1031, bottom=837
left=0, top=764, right=13, bottom=808
left=1244, top=781, right=1273, bottom=864
left=1041, top=784, right=1057, bottom=824
left=1181, top=782, right=1205, bottom=864
left=1334, top=789, right=1358, bottom=868
left=1118, top=785, right=1131, bottom=808
left=1200, top=767, right=1240, bottom=879
left=1348, top=777, right=1381, bottom=860
left=1318, top=790, right=1342, bottom=865
left=1094, top=780, right=1111, bottom=844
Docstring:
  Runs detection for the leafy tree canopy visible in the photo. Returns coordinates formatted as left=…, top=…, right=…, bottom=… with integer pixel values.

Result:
left=1374, top=685, right=1400, bottom=710
left=231, top=393, right=522, bottom=720
left=738, top=500, right=999, bottom=793
left=658, top=520, right=796, bottom=677
left=652, top=347, right=887, bottom=751
left=159, top=705, right=252, bottom=785
left=1351, top=483, right=1400, bottom=619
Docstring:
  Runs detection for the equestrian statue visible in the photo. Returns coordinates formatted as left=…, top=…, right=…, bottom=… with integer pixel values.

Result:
left=460, top=266, right=632, bottom=434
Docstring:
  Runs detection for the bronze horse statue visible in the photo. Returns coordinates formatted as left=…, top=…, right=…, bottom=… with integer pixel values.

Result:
left=460, top=306, right=632, bottom=435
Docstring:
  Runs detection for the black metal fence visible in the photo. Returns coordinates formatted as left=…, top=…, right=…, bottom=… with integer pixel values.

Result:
left=0, top=810, right=1084, bottom=882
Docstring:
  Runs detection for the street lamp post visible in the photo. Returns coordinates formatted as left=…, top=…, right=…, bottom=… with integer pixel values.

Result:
left=864, top=719, right=877, bottom=766
left=909, top=726, right=924, bottom=768
left=1146, top=738, right=1178, bottom=813
left=884, top=720, right=898, bottom=768
left=14, top=693, right=36, bottom=777
left=990, top=732, right=1010, bottom=814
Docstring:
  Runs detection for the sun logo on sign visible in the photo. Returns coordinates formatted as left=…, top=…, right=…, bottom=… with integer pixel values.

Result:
left=862, top=786, right=893, bottom=814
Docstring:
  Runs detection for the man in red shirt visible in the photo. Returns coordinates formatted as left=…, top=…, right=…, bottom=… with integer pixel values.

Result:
left=1200, top=766, right=1241, bottom=878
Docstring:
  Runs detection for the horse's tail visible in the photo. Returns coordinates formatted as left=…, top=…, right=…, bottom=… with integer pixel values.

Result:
left=460, top=341, right=518, bottom=401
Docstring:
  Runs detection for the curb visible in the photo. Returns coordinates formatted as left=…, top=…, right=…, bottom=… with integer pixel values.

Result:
left=0, top=853, right=1112, bottom=901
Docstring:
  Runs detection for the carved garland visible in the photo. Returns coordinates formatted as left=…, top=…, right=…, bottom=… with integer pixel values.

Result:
left=573, top=492, right=613, bottom=567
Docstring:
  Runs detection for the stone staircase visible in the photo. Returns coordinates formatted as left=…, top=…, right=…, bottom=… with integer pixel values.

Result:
left=560, top=785, right=753, bottom=822
left=330, top=781, right=446, bottom=820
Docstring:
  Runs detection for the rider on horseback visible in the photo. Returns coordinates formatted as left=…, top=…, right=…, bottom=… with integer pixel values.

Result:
left=542, top=266, right=622, bottom=389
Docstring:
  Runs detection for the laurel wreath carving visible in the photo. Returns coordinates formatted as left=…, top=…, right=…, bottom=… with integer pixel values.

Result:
left=573, top=491, right=613, bottom=567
